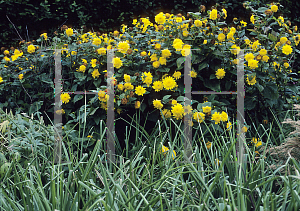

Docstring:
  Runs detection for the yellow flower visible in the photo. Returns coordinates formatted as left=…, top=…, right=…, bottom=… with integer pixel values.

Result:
left=161, top=49, right=172, bottom=58
left=113, top=30, right=119, bottom=37
left=248, top=59, right=259, bottom=69
left=203, top=40, right=208, bottom=44
left=246, top=75, right=256, bottom=85
left=97, top=48, right=106, bottom=55
left=152, top=81, right=163, bottom=92
left=0, top=76, right=3, bottom=83
left=4, top=50, right=9, bottom=55
left=124, top=74, right=131, bottom=82
left=18, top=74, right=23, bottom=80
left=173, top=71, right=181, bottom=80
left=240, top=20, right=247, bottom=27
left=259, top=49, right=267, bottom=56
left=140, top=51, right=147, bottom=57
left=181, top=44, right=191, bottom=56
left=142, top=72, right=153, bottom=81
left=135, top=85, right=146, bottom=96
left=206, top=141, right=212, bottom=149
left=193, top=112, right=205, bottom=123
left=278, top=16, right=284, bottom=26
left=242, top=126, right=248, bottom=133
left=92, top=69, right=100, bottom=78
left=159, top=57, right=167, bottom=65
left=143, top=76, right=153, bottom=87
left=171, top=103, right=184, bottom=120
left=162, top=76, right=177, bottom=90
left=113, top=57, right=123, bottom=69
left=184, top=105, right=192, bottom=116
left=153, top=99, right=163, bottom=109
left=124, top=82, right=134, bottom=91
left=271, top=5, right=278, bottom=12
left=280, top=37, right=287, bottom=44
left=226, top=121, right=232, bottom=129
left=153, top=61, right=160, bottom=68
left=230, top=44, right=240, bottom=55
left=189, top=70, right=197, bottom=78
left=251, top=137, right=261, bottom=147
left=202, top=106, right=211, bottom=113
left=244, top=53, right=254, bottom=62
left=284, top=62, right=289, bottom=68
left=66, top=28, right=73, bottom=36
left=216, top=68, right=225, bottom=79
left=61, top=93, right=71, bottom=104
left=250, top=15, right=255, bottom=24
left=117, top=83, right=124, bottom=91
left=222, top=8, right=227, bottom=19
left=155, top=12, right=166, bottom=24
left=172, top=100, right=177, bottom=105
left=262, top=55, right=269, bottom=62
left=161, top=145, right=176, bottom=159
left=245, top=39, right=251, bottom=45
left=27, top=45, right=36, bottom=54
left=173, top=38, right=184, bottom=51
left=194, top=20, right=203, bottom=27
left=155, top=43, right=161, bottom=50
left=210, top=9, right=218, bottom=20
left=118, top=41, right=130, bottom=54
left=90, top=59, right=97, bottom=68
left=77, top=65, right=86, bottom=73
left=135, top=101, right=141, bottom=109
left=161, top=109, right=172, bottom=119
left=220, top=111, right=228, bottom=122
left=182, top=30, right=189, bottom=37
left=150, top=53, right=158, bottom=61
left=3, top=57, right=10, bottom=62
left=252, top=40, right=260, bottom=51
left=176, top=17, right=182, bottom=23
left=211, top=112, right=221, bottom=124
left=230, top=27, right=236, bottom=34
left=218, top=33, right=225, bottom=42
left=92, top=38, right=102, bottom=46
left=282, top=44, right=293, bottom=55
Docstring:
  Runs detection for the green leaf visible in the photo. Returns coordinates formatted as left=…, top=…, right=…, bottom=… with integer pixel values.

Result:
left=89, top=107, right=98, bottom=116
left=268, top=33, right=277, bottom=42
left=287, top=84, right=298, bottom=94
left=176, top=57, right=185, bottom=69
left=115, top=52, right=124, bottom=57
left=198, top=62, right=208, bottom=71
left=73, top=94, right=83, bottom=103
left=263, top=82, right=279, bottom=99
left=265, top=98, right=277, bottom=107
left=244, top=96, right=256, bottom=110
left=257, top=7, right=269, bottom=13
left=209, top=74, right=216, bottom=79
left=23, top=84, right=32, bottom=88
left=256, top=83, right=264, bottom=92
left=225, top=81, right=231, bottom=90
left=176, top=96, right=185, bottom=102
left=203, top=80, right=220, bottom=91
left=162, top=95, right=172, bottom=103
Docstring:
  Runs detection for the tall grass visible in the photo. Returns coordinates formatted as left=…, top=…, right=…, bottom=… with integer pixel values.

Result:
left=0, top=105, right=300, bottom=210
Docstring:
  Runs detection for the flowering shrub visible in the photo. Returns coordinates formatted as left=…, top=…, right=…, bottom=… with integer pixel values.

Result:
left=0, top=2, right=299, bottom=141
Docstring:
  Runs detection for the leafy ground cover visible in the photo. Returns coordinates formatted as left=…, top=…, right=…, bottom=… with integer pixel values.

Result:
left=0, top=2, right=300, bottom=210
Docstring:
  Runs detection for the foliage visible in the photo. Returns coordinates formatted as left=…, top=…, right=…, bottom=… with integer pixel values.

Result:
left=0, top=3, right=299, bottom=142
left=1, top=0, right=300, bottom=48
left=0, top=106, right=300, bottom=210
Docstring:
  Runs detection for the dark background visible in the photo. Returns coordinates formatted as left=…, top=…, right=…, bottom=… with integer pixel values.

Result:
left=1, top=0, right=299, bottom=48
